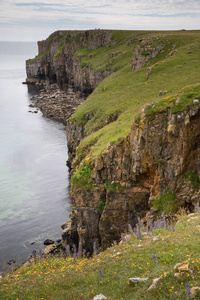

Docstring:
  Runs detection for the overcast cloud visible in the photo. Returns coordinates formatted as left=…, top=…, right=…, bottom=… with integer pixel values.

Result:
left=0, top=0, right=199, bottom=41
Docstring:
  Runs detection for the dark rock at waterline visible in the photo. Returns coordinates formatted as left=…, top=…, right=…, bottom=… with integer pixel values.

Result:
left=30, top=242, right=35, bottom=245
left=7, top=260, right=16, bottom=265
left=56, top=239, right=62, bottom=243
left=43, top=238, right=54, bottom=245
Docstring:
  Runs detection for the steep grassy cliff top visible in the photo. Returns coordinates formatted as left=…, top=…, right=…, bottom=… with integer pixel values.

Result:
left=67, top=30, right=200, bottom=163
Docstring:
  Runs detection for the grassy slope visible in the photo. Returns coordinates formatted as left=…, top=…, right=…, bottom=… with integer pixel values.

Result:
left=70, top=30, right=200, bottom=161
left=1, top=212, right=200, bottom=299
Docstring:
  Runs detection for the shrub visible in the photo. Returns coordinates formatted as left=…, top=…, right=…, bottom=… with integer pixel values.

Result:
left=152, top=190, right=177, bottom=215
left=71, top=161, right=93, bottom=189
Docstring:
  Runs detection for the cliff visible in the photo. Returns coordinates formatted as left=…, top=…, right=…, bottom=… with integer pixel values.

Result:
left=26, top=30, right=200, bottom=253
left=26, top=30, right=113, bottom=93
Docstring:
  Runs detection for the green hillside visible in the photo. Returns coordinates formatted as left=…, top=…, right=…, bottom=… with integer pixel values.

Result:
left=69, top=30, right=200, bottom=162
left=1, top=212, right=200, bottom=299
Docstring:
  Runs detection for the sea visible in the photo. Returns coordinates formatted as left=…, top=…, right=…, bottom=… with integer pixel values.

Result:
left=0, top=41, right=71, bottom=271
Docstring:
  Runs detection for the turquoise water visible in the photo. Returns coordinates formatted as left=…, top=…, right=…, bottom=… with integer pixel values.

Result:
left=0, top=42, right=71, bottom=270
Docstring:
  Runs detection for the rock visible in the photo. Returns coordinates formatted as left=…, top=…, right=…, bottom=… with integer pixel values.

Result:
left=61, top=221, right=71, bottom=230
left=174, top=261, right=192, bottom=273
left=130, top=40, right=165, bottom=71
left=61, top=219, right=79, bottom=248
left=93, top=294, right=107, bottom=300
left=43, top=244, right=57, bottom=255
left=148, top=277, right=161, bottom=290
left=193, top=99, right=199, bottom=104
left=129, top=277, right=149, bottom=285
left=7, top=260, right=16, bottom=265
left=153, top=236, right=160, bottom=241
left=159, top=90, right=167, bottom=95
left=174, top=272, right=182, bottom=278
left=190, top=287, right=200, bottom=298
left=43, top=239, right=54, bottom=245
left=56, top=239, right=62, bottom=243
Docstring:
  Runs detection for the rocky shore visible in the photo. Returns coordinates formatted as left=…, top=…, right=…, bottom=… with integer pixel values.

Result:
left=28, top=84, right=86, bottom=124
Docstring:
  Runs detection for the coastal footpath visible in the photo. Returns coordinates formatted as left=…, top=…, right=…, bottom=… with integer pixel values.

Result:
left=26, top=29, right=200, bottom=253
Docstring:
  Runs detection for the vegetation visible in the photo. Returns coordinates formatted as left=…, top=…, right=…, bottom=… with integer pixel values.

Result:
left=1, top=212, right=200, bottom=299
left=71, top=161, right=94, bottom=189
left=98, top=200, right=106, bottom=215
left=106, top=181, right=123, bottom=192
left=26, top=50, right=50, bottom=64
left=70, top=30, right=200, bottom=162
left=152, top=190, right=178, bottom=215
left=182, top=169, right=200, bottom=189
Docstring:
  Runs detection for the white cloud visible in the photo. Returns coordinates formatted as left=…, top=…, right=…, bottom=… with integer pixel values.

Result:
left=0, top=0, right=199, bottom=41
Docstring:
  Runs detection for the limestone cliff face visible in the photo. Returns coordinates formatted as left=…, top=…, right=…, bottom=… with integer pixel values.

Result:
left=26, top=30, right=113, bottom=93
left=27, top=31, right=200, bottom=253
left=70, top=104, right=200, bottom=251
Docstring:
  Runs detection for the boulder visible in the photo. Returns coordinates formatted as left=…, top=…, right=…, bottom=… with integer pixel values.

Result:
left=43, top=239, right=54, bottom=245
left=44, top=244, right=57, bottom=255
left=129, top=277, right=149, bottom=285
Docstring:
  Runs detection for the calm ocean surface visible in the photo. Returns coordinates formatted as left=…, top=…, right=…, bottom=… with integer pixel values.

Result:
left=0, top=42, right=71, bottom=271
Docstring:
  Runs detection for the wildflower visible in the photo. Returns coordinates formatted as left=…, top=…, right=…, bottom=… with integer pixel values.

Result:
left=32, top=250, right=37, bottom=260
left=153, top=254, right=157, bottom=266
left=65, top=245, right=71, bottom=257
left=128, top=224, right=134, bottom=236
left=186, top=283, right=191, bottom=298
left=39, top=249, right=43, bottom=258
left=99, top=269, right=103, bottom=280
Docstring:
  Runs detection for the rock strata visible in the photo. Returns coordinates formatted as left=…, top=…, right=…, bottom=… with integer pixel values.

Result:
left=25, top=30, right=200, bottom=256
left=69, top=104, right=200, bottom=251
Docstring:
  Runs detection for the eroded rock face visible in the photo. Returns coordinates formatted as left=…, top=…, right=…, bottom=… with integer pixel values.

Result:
left=70, top=105, right=200, bottom=251
left=130, top=39, right=166, bottom=71
left=26, top=30, right=113, bottom=93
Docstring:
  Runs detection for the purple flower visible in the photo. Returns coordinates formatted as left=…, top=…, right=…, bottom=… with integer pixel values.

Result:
left=99, top=269, right=103, bottom=280
left=65, top=245, right=71, bottom=256
left=153, top=254, right=157, bottom=265
left=32, top=250, right=37, bottom=259
left=186, top=283, right=191, bottom=297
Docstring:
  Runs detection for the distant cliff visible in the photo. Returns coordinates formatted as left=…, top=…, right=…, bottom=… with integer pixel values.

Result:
left=26, top=30, right=113, bottom=93
left=26, top=30, right=200, bottom=253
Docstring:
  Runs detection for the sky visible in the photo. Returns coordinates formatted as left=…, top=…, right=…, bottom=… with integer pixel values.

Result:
left=0, top=0, right=200, bottom=42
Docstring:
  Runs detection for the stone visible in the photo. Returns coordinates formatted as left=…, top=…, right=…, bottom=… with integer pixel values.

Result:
left=93, top=294, right=107, bottom=300
left=190, top=287, right=200, bottom=298
left=159, top=90, right=167, bottom=95
left=129, top=277, right=149, bottom=285
left=174, top=262, right=192, bottom=273
left=56, top=239, right=62, bottom=243
left=7, top=260, right=16, bottom=265
left=43, top=239, right=54, bottom=245
left=174, top=272, right=182, bottom=278
left=153, top=236, right=160, bottom=241
left=193, top=99, right=199, bottom=104
left=61, top=220, right=71, bottom=230
left=148, top=277, right=161, bottom=290
left=43, top=244, right=57, bottom=255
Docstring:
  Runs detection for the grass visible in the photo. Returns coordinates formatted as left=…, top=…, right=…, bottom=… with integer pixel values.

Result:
left=182, top=169, right=200, bottom=189
left=69, top=31, right=200, bottom=164
left=71, top=160, right=94, bottom=189
left=152, top=190, right=178, bottom=216
left=1, top=212, right=200, bottom=299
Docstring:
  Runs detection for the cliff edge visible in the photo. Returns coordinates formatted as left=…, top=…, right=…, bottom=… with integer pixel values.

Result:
left=26, top=30, right=200, bottom=253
